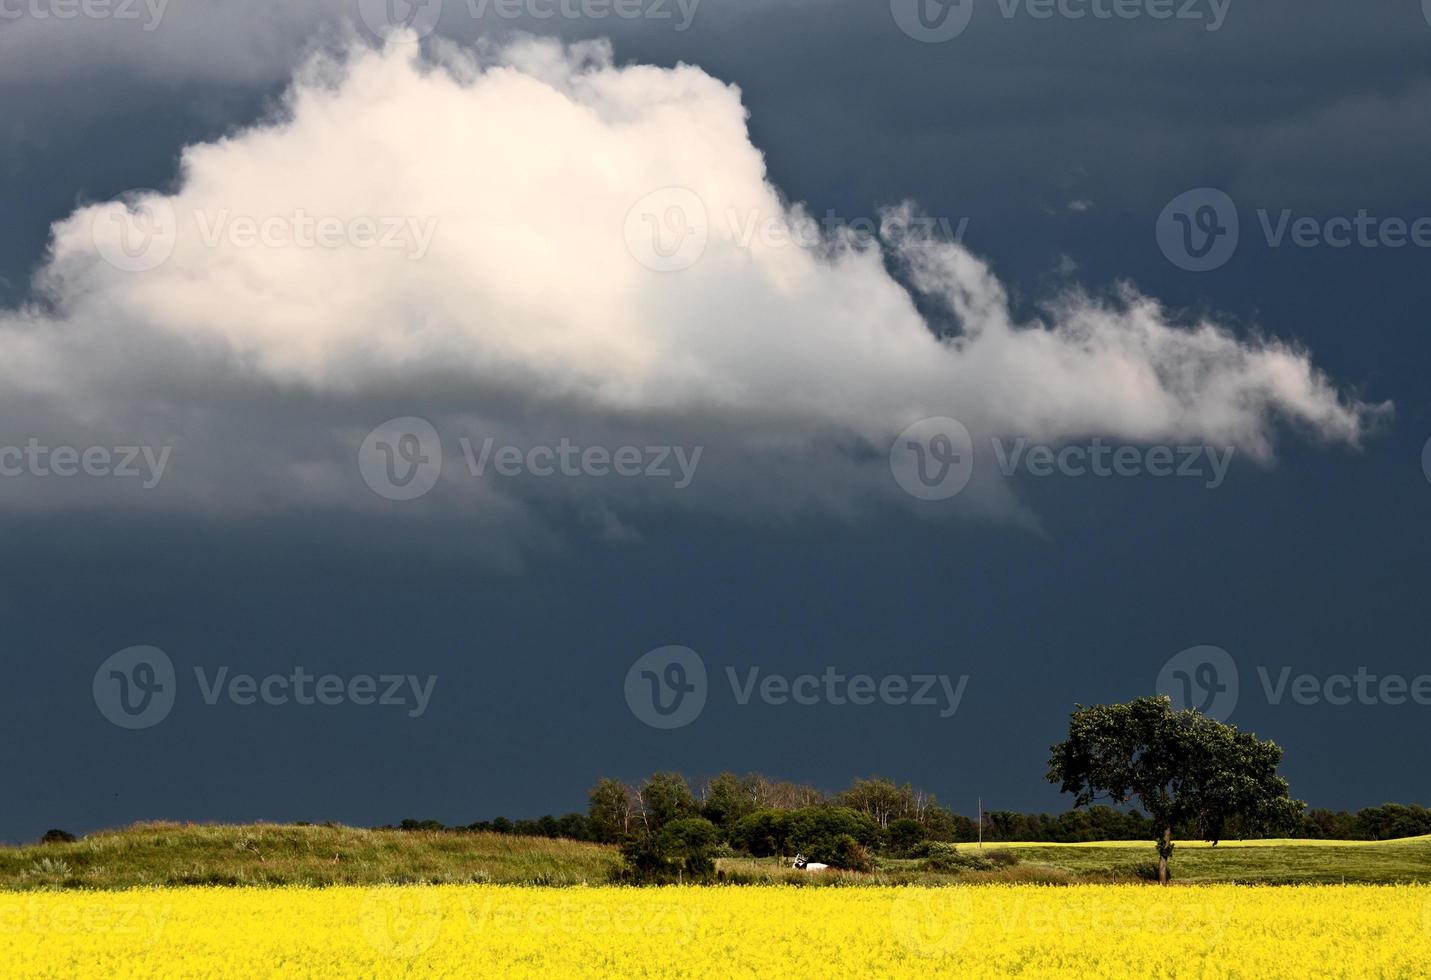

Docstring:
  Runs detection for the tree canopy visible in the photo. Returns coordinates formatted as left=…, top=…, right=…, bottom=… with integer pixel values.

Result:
left=1047, top=695, right=1302, bottom=883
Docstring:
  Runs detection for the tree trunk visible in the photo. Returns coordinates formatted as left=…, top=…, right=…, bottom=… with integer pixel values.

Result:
left=1157, top=824, right=1173, bottom=885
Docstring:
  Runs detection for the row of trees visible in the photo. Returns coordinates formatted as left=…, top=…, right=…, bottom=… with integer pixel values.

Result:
left=585, top=772, right=966, bottom=848
left=392, top=782, right=1431, bottom=848
left=1297, top=804, right=1431, bottom=841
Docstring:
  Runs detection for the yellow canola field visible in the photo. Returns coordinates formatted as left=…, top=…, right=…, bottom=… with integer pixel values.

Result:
left=3, top=883, right=1429, bottom=978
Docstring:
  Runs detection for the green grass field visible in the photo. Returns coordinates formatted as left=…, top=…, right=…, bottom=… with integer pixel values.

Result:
left=3, top=823, right=1429, bottom=890
left=0, top=823, right=619, bottom=891
left=977, top=835, right=1431, bottom=884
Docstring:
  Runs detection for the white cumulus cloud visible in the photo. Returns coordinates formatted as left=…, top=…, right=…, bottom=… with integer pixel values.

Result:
left=0, top=34, right=1386, bottom=541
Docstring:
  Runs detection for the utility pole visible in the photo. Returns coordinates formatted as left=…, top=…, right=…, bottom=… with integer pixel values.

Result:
left=978, top=797, right=983, bottom=850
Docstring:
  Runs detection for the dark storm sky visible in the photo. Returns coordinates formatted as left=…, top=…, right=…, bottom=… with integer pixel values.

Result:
left=2, top=0, right=1429, bottom=842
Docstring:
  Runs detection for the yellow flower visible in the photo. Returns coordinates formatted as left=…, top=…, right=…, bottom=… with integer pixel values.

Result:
left=1, top=883, right=1428, bottom=977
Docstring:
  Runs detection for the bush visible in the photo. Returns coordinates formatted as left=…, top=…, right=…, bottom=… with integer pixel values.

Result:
left=827, top=836, right=874, bottom=873
left=885, top=818, right=926, bottom=856
left=906, top=840, right=937, bottom=859
left=616, top=817, right=720, bottom=883
left=1133, top=862, right=1170, bottom=882
left=918, top=844, right=1021, bottom=873
left=397, top=819, right=444, bottom=832
left=730, top=806, right=879, bottom=861
left=658, top=818, right=720, bottom=878
left=40, top=829, right=77, bottom=845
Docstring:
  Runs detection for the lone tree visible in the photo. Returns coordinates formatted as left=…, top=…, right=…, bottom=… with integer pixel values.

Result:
left=1047, top=696, right=1302, bottom=884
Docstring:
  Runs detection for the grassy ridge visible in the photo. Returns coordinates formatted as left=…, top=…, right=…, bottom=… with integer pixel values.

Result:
left=973, top=836, right=1431, bottom=884
left=987, top=835, right=1431, bottom=849
left=0, top=823, right=618, bottom=891
left=4, top=823, right=1431, bottom=889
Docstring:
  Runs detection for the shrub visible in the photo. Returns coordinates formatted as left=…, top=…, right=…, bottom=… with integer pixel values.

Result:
left=616, top=817, right=720, bottom=883
left=827, top=836, right=874, bottom=873
left=730, top=807, right=879, bottom=861
left=906, top=840, right=937, bottom=859
left=658, top=818, right=720, bottom=878
left=1133, top=862, right=1170, bottom=882
left=41, top=829, right=77, bottom=844
left=885, top=818, right=926, bottom=856
left=918, top=844, right=1021, bottom=873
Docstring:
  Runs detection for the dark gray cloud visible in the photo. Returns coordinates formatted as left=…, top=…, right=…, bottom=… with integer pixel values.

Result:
left=1, top=0, right=1429, bottom=841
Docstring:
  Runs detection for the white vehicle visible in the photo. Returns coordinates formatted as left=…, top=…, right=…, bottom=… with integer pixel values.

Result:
left=791, top=853, right=830, bottom=871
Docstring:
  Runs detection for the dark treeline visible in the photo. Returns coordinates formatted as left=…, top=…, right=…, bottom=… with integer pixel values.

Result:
left=388, top=771, right=1431, bottom=847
